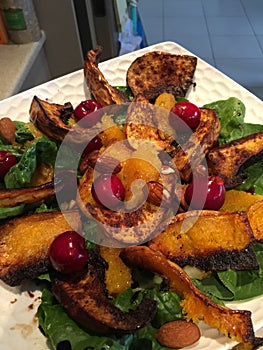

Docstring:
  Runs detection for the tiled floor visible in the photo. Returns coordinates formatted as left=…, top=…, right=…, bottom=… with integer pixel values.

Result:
left=137, top=0, right=263, bottom=100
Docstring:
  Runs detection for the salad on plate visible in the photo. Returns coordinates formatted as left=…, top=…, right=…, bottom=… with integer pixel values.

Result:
left=0, top=42, right=263, bottom=350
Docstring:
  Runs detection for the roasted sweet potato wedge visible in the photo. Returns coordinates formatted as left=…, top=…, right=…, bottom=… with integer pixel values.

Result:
left=124, top=100, right=171, bottom=150
left=172, top=108, right=220, bottom=182
left=86, top=202, right=167, bottom=245
left=207, top=131, right=263, bottom=189
left=0, top=180, right=63, bottom=208
left=0, top=210, right=81, bottom=286
left=77, top=164, right=169, bottom=245
left=29, top=96, right=73, bottom=142
left=84, top=46, right=130, bottom=106
left=120, top=246, right=256, bottom=345
left=220, top=190, right=263, bottom=212
left=149, top=210, right=258, bottom=271
left=29, top=95, right=100, bottom=144
left=52, top=249, right=156, bottom=335
left=247, top=200, right=263, bottom=242
left=126, top=51, right=197, bottom=100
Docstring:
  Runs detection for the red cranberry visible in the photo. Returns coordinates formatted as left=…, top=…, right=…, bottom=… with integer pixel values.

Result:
left=74, top=100, right=102, bottom=127
left=92, top=174, right=125, bottom=209
left=82, top=135, right=103, bottom=158
left=170, top=101, right=201, bottom=131
left=49, top=231, right=88, bottom=273
left=185, top=175, right=225, bottom=210
left=0, top=150, right=17, bottom=181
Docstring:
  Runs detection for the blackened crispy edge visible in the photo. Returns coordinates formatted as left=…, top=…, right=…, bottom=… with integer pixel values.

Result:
left=1, top=257, right=50, bottom=286
left=51, top=250, right=157, bottom=335
left=168, top=243, right=259, bottom=271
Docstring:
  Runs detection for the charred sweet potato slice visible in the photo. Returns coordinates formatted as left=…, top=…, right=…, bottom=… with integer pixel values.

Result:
left=52, top=250, right=156, bottom=335
left=149, top=210, right=258, bottom=271
left=84, top=46, right=130, bottom=106
left=29, top=96, right=73, bottom=142
left=220, top=190, right=263, bottom=212
left=247, top=200, right=263, bottom=242
left=77, top=163, right=168, bottom=245
left=172, top=108, right=220, bottom=182
left=120, top=246, right=256, bottom=345
left=124, top=100, right=172, bottom=150
left=207, top=131, right=263, bottom=189
left=126, top=51, right=197, bottom=100
left=0, top=180, right=63, bottom=208
left=29, top=96, right=100, bottom=144
left=86, top=202, right=167, bottom=245
left=0, top=210, right=81, bottom=286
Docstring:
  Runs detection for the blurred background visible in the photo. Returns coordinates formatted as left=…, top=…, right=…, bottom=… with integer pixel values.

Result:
left=0, top=0, right=262, bottom=100
left=138, top=0, right=263, bottom=100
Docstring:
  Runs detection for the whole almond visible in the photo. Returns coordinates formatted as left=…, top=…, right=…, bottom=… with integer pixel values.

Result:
left=86, top=149, right=100, bottom=168
left=79, top=150, right=100, bottom=174
left=95, top=155, right=122, bottom=174
left=0, top=117, right=16, bottom=144
left=145, top=181, right=171, bottom=208
left=79, top=152, right=122, bottom=175
left=155, top=320, right=201, bottom=348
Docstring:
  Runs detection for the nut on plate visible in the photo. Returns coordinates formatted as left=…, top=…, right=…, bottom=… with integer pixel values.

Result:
left=145, top=181, right=171, bottom=208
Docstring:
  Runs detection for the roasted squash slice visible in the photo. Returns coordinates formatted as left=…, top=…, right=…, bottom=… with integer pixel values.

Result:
left=124, top=100, right=171, bottom=150
left=148, top=210, right=258, bottom=271
left=172, top=107, right=220, bottom=182
left=220, top=189, right=263, bottom=212
left=76, top=122, right=177, bottom=245
left=29, top=96, right=73, bottom=142
left=0, top=180, right=63, bottom=208
left=120, top=246, right=256, bottom=345
left=0, top=210, right=81, bottom=286
left=77, top=167, right=168, bottom=245
left=52, top=249, right=156, bottom=335
left=126, top=51, right=197, bottom=100
left=84, top=46, right=130, bottom=106
left=208, top=131, right=263, bottom=189
left=247, top=200, right=263, bottom=242
left=29, top=96, right=99, bottom=145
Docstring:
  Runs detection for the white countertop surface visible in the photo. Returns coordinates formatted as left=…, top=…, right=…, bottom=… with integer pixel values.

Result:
left=0, top=32, right=45, bottom=101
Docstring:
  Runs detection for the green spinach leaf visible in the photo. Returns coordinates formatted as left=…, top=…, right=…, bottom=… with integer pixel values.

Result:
left=195, top=244, right=263, bottom=301
left=4, top=136, right=57, bottom=189
left=13, top=121, right=34, bottom=144
left=38, top=289, right=132, bottom=350
left=203, top=97, right=263, bottom=144
left=0, top=204, right=25, bottom=219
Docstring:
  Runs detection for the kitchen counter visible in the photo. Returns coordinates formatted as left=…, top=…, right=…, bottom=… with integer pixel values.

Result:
left=0, top=31, right=48, bottom=101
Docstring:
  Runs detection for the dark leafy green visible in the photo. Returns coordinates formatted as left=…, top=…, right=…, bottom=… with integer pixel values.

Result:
left=0, top=121, right=33, bottom=159
left=38, top=289, right=130, bottom=350
left=203, top=97, right=263, bottom=144
left=3, top=95, right=263, bottom=350
left=236, top=159, right=263, bottom=195
left=115, top=86, right=134, bottom=101
left=0, top=143, right=23, bottom=158
left=13, top=121, right=34, bottom=144
left=193, top=274, right=232, bottom=302
left=203, top=97, right=263, bottom=195
left=4, top=136, right=57, bottom=189
left=38, top=278, right=183, bottom=350
left=114, top=114, right=127, bottom=126
left=0, top=204, right=25, bottom=219
left=195, top=243, right=263, bottom=301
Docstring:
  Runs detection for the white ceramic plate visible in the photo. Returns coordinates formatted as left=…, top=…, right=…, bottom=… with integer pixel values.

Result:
left=0, top=41, right=263, bottom=350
